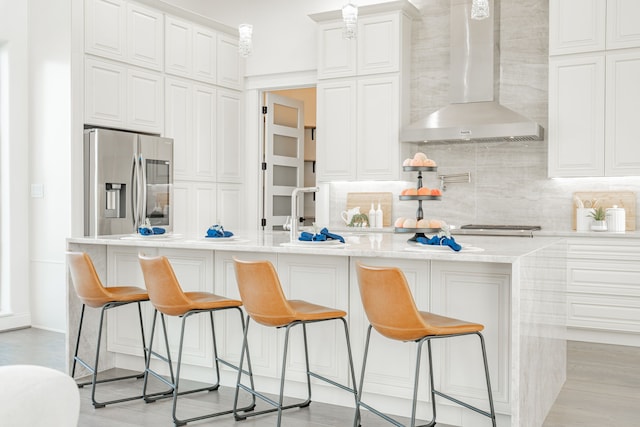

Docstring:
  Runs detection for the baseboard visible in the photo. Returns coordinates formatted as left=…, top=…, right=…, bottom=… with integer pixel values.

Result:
left=567, top=327, right=640, bottom=347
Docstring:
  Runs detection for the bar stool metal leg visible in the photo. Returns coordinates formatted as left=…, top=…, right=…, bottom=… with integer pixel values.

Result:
left=72, top=301, right=148, bottom=408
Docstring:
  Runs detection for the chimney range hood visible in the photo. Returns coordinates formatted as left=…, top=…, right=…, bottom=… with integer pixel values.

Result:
left=400, top=0, right=543, bottom=143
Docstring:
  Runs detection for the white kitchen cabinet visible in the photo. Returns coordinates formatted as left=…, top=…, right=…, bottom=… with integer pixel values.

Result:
left=604, top=51, right=640, bottom=175
left=316, top=76, right=399, bottom=181
left=356, top=76, right=399, bottom=180
left=193, top=25, right=218, bottom=84
left=216, top=183, right=244, bottom=232
left=216, top=89, right=244, bottom=183
left=172, top=181, right=216, bottom=237
left=550, top=0, right=640, bottom=55
left=85, top=56, right=163, bottom=133
left=548, top=54, right=605, bottom=177
left=315, top=8, right=410, bottom=79
left=85, top=0, right=163, bottom=71
left=316, top=21, right=356, bottom=79
left=430, top=261, right=510, bottom=413
left=549, top=0, right=606, bottom=55
left=165, top=77, right=216, bottom=181
left=106, top=245, right=217, bottom=368
left=357, top=13, right=400, bottom=76
left=316, top=80, right=357, bottom=181
left=548, top=50, right=640, bottom=177
left=606, top=0, right=640, bottom=49
left=217, top=33, right=243, bottom=90
left=164, top=15, right=193, bottom=78
left=567, top=238, right=640, bottom=346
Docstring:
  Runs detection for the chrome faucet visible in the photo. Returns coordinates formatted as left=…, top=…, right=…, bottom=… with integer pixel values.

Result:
left=290, top=186, right=319, bottom=242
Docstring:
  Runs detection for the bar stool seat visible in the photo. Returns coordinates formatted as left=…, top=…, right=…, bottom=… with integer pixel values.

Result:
left=66, top=251, right=149, bottom=408
left=138, top=254, right=255, bottom=426
left=355, top=262, right=496, bottom=427
left=232, top=258, right=359, bottom=426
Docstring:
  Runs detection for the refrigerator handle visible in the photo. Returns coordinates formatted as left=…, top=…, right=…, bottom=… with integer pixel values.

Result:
left=131, top=154, right=138, bottom=230
left=140, top=155, right=148, bottom=224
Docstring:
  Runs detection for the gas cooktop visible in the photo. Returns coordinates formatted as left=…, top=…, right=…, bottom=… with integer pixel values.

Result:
left=454, top=224, right=541, bottom=237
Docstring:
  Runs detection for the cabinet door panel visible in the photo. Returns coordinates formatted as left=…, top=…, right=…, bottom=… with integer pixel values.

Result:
left=165, top=78, right=192, bottom=180
left=357, top=14, right=400, bottom=75
left=431, top=261, right=510, bottom=409
left=193, top=84, right=217, bottom=179
left=193, top=25, right=217, bottom=84
left=217, top=89, right=243, bottom=183
left=606, top=0, right=640, bottom=49
left=605, top=51, right=640, bottom=175
left=356, top=76, right=399, bottom=180
left=85, top=0, right=126, bottom=61
left=548, top=55, right=605, bottom=177
left=217, top=34, right=242, bottom=90
left=216, top=183, right=243, bottom=232
left=549, top=0, right=606, bottom=55
left=165, top=16, right=193, bottom=78
left=317, top=22, right=356, bottom=79
left=171, top=182, right=190, bottom=235
left=85, top=57, right=126, bottom=128
left=127, top=68, right=163, bottom=133
left=126, top=2, right=163, bottom=71
left=277, top=255, right=350, bottom=385
left=316, top=81, right=357, bottom=181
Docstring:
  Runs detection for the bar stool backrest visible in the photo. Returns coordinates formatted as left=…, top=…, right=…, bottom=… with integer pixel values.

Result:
left=233, top=258, right=297, bottom=327
left=138, top=254, right=193, bottom=316
left=356, top=262, right=433, bottom=341
left=67, top=252, right=114, bottom=308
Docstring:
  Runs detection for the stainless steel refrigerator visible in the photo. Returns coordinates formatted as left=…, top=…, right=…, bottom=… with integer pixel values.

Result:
left=84, top=128, right=173, bottom=236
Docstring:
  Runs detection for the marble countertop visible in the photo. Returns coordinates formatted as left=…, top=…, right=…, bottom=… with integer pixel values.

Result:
left=68, top=230, right=568, bottom=264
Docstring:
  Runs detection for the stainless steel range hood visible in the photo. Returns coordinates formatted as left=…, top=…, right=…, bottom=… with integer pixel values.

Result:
left=400, top=0, right=543, bottom=143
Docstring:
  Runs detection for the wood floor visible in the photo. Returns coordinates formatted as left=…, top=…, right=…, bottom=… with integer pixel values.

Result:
left=1, top=328, right=639, bottom=426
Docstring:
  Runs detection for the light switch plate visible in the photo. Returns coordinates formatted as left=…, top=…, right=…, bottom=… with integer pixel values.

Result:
left=30, top=183, right=44, bottom=198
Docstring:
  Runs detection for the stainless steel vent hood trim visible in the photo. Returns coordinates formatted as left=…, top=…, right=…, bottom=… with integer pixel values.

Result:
left=400, top=0, right=543, bottom=143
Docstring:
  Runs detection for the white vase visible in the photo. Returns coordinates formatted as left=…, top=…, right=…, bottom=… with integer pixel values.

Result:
left=591, top=220, right=607, bottom=231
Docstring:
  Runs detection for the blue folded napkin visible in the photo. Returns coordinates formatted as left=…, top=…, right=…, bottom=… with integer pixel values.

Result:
left=416, top=235, right=462, bottom=251
left=152, top=227, right=165, bottom=235
left=299, top=232, right=327, bottom=241
left=138, top=226, right=165, bottom=235
left=206, top=225, right=234, bottom=238
left=298, top=228, right=345, bottom=243
left=320, top=227, right=345, bottom=243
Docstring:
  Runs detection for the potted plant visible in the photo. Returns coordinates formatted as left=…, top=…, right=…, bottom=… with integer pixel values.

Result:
left=589, top=206, right=607, bottom=231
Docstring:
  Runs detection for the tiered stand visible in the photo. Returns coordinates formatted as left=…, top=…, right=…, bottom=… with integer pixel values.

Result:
left=394, top=166, right=442, bottom=242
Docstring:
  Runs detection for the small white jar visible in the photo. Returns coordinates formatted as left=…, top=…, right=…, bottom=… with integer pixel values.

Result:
left=606, top=205, right=626, bottom=233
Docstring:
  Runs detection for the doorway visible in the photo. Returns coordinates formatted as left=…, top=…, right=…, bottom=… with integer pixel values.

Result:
left=262, top=87, right=316, bottom=231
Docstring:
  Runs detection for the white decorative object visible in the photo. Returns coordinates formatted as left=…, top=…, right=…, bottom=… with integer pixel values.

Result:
left=471, top=0, right=490, bottom=20
left=238, top=23, right=253, bottom=57
left=342, top=3, right=358, bottom=39
left=576, top=207, right=594, bottom=232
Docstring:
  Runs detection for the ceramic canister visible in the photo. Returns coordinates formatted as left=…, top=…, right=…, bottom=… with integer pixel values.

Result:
left=606, top=205, right=626, bottom=232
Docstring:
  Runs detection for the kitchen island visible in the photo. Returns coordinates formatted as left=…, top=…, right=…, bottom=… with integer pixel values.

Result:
left=66, top=231, right=567, bottom=427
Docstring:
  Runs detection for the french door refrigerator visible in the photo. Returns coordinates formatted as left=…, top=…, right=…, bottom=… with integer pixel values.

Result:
left=84, top=128, right=173, bottom=236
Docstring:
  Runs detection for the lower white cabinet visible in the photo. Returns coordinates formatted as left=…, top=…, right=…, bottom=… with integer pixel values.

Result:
left=567, top=238, right=640, bottom=344
left=106, top=246, right=216, bottom=368
left=85, top=56, right=163, bottom=134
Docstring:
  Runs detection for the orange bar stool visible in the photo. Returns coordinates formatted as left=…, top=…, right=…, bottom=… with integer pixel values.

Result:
left=355, top=262, right=496, bottom=427
left=232, top=258, right=359, bottom=426
left=138, top=254, right=255, bottom=426
left=67, top=251, right=149, bottom=408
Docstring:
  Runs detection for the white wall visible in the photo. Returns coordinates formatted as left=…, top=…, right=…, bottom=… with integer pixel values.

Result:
left=0, top=1, right=31, bottom=330
left=28, top=0, right=72, bottom=332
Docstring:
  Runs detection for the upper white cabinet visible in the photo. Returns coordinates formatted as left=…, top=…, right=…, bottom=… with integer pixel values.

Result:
left=165, top=15, right=242, bottom=89
left=550, top=0, right=640, bottom=54
left=85, top=0, right=163, bottom=71
left=548, top=0, right=640, bottom=177
left=216, top=89, right=244, bottom=182
left=313, top=3, right=416, bottom=181
left=85, top=56, right=163, bottom=133
left=316, top=10, right=403, bottom=79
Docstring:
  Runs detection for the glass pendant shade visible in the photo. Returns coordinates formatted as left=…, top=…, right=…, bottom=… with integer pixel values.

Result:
left=471, top=0, right=490, bottom=20
left=342, top=3, right=358, bottom=39
left=238, top=23, right=253, bottom=57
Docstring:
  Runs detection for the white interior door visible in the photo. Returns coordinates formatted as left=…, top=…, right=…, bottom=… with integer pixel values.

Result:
left=263, top=93, right=305, bottom=230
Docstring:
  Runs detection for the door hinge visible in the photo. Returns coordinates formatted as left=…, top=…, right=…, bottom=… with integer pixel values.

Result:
left=261, top=162, right=267, bottom=171
left=261, top=218, right=266, bottom=227
left=262, top=106, right=268, bottom=114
